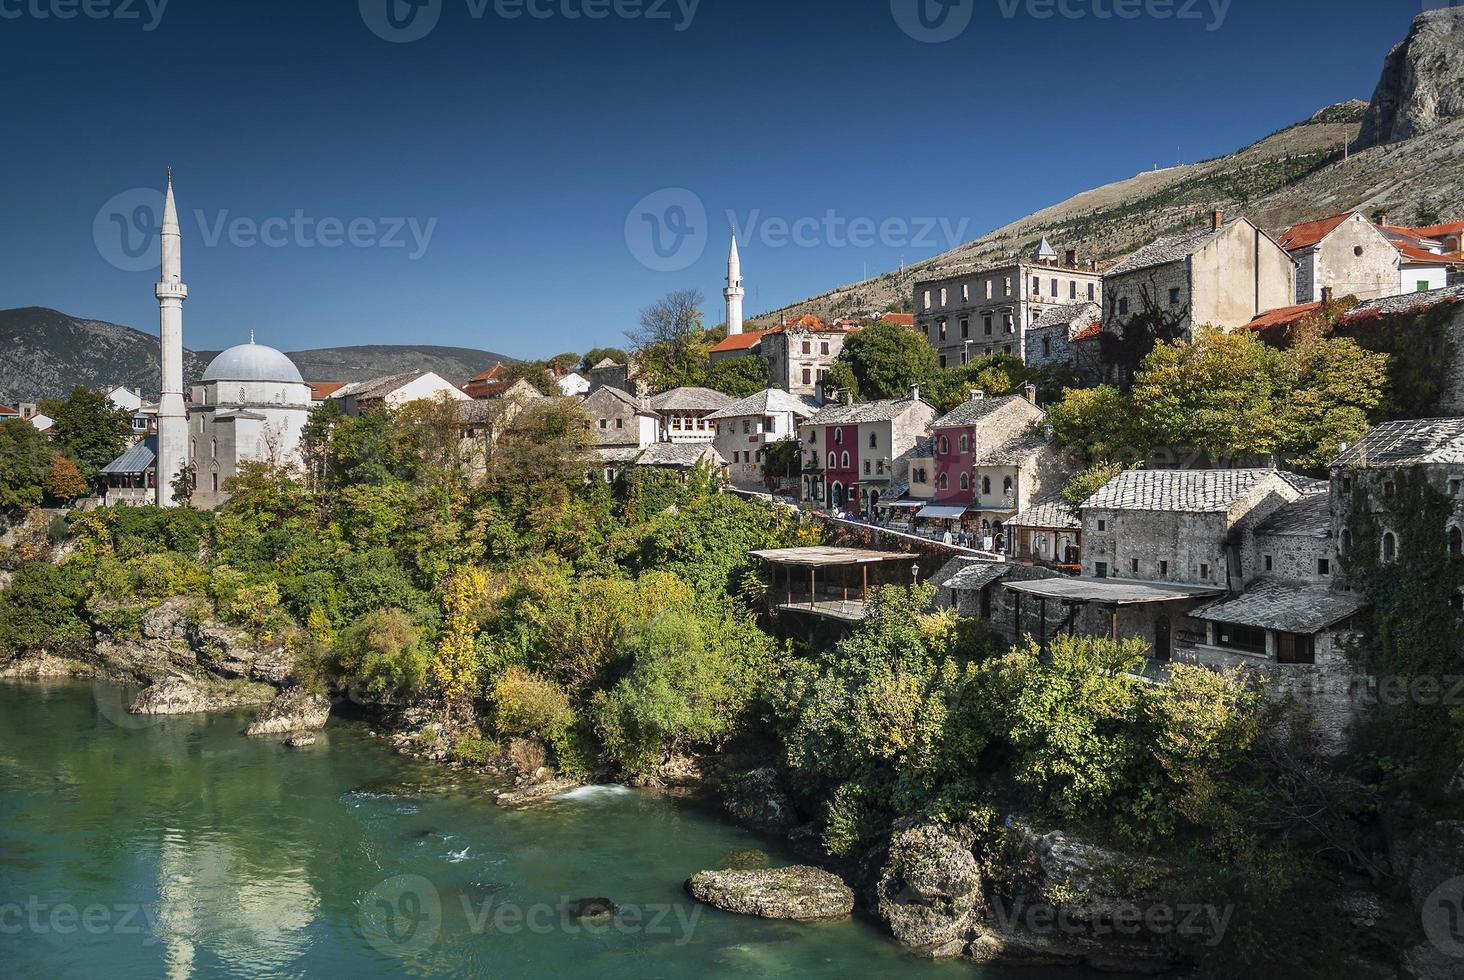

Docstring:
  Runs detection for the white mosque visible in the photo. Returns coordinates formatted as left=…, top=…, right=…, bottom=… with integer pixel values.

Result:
left=106, top=173, right=312, bottom=507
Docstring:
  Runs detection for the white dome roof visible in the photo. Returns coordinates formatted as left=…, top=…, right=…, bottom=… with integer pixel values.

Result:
left=202, top=340, right=304, bottom=384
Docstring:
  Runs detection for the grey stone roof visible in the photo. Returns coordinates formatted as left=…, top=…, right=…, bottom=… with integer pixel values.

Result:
left=1256, top=495, right=1331, bottom=538
left=975, top=431, right=1050, bottom=466
left=1009, top=498, right=1081, bottom=530
left=1192, top=578, right=1366, bottom=634
left=333, top=371, right=426, bottom=401
left=943, top=561, right=1013, bottom=592
left=595, top=446, right=643, bottom=464
left=1331, top=418, right=1464, bottom=467
left=934, top=393, right=1033, bottom=429
left=1344, top=285, right=1464, bottom=320
left=648, top=387, right=734, bottom=413
left=635, top=443, right=726, bottom=468
left=705, top=389, right=817, bottom=421
left=1081, top=468, right=1281, bottom=513
left=1277, top=472, right=1328, bottom=494
left=587, top=385, right=657, bottom=417
left=806, top=397, right=926, bottom=426
left=101, top=436, right=156, bottom=475
left=1031, top=302, right=1102, bottom=331
left=1105, top=224, right=1227, bottom=278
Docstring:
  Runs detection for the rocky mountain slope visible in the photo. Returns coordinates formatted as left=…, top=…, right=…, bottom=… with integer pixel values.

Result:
left=0, top=307, right=516, bottom=403
left=766, top=8, right=1464, bottom=322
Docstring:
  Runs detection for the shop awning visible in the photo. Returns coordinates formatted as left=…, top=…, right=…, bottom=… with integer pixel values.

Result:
left=916, top=505, right=968, bottom=520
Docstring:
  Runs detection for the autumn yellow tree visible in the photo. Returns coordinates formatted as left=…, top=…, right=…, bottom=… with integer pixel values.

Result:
left=45, top=453, right=89, bottom=502
left=433, top=567, right=488, bottom=724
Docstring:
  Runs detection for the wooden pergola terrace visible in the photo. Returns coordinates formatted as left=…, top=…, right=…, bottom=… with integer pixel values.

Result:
left=750, top=546, right=921, bottom=622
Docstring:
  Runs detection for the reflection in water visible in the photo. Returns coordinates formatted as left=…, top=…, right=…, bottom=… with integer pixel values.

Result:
left=1, top=681, right=1083, bottom=980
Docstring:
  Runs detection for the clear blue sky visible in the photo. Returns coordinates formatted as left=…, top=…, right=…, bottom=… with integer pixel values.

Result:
left=0, top=0, right=1423, bottom=358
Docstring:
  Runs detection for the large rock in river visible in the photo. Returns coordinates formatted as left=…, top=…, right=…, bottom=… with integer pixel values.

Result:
left=243, top=688, right=330, bottom=736
left=129, top=675, right=275, bottom=715
left=686, top=866, right=853, bottom=921
left=874, top=822, right=985, bottom=958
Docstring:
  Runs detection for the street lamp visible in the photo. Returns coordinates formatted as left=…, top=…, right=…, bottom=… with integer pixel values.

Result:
left=963, top=339, right=974, bottom=365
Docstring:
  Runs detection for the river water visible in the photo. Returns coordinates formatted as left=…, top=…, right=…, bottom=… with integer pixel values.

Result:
left=0, top=681, right=1085, bottom=979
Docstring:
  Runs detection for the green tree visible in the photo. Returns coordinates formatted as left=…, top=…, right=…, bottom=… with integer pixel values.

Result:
left=581, top=347, right=628, bottom=371
left=707, top=355, right=772, bottom=398
left=41, top=387, right=131, bottom=481
left=1060, top=460, right=1123, bottom=515
left=0, top=418, right=54, bottom=512
left=833, top=320, right=937, bottom=399
left=333, top=607, right=428, bottom=699
left=627, top=289, right=713, bottom=391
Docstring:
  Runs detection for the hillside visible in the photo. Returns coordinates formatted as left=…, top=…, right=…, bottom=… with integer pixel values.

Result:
left=0, top=307, right=517, bottom=403
left=766, top=10, right=1464, bottom=322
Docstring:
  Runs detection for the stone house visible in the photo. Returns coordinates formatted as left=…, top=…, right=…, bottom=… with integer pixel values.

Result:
left=631, top=443, right=727, bottom=484
left=1006, top=498, right=1082, bottom=569
left=705, top=388, right=817, bottom=490
left=332, top=371, right=470, bottom=416
left=1277, top=211, right=1402, bottom=304
left=1102, top=212, right=1296, bottom=345
left=584, top=384, right=659, bottom=480
left=798, top=390, right=937, bottom=514
left=923, top=388, right=1071, bottom=539
left=1375, top=218, right=1460, bottom=294
left=706, top=316, right=855, bottom=401
left=1022, top=302, right=1101, bottom=374
left=913, top=241, right=1103, bottom=368
left=648, top=387, right=733, bottom=444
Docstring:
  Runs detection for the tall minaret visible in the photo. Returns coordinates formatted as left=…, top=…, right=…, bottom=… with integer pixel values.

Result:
left=155, top=169, right=189, bottom=507
left=724, top=235, right=745, bottom=336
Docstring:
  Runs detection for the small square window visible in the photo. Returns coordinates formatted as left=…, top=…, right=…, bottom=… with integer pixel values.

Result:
left=1097, top=519, right=1107, bottom=532
left=1451, top=480, right=1461, bottom=496
left=1169, top=288, right=1181, bottom=305
left=1130, top=559, right=1139, bottom=576
left=1200, top=563, right=1211, bottom=579
left=1318, top=558, right=1331, bottom=575
left=1159, top=560, right=1168, bottom=576
left=1264, top=555, right=1273, bottom=572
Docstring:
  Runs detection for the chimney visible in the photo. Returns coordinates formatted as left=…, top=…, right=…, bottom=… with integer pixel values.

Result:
left=841, top=389, right=854, bottom=406
left=1374, top=214, right=1387, bottom=227
left=1023, top=383, right=1038, bottom=405
left=908, top=383, right=921, bottom=402
left=1321, top=286, right=1335, bottom=304
left=968, top=388, right=985, bottom=402
left=1211, top=209, right=1224, bottom=231
left=1065, top=248, right=1078, bottom=268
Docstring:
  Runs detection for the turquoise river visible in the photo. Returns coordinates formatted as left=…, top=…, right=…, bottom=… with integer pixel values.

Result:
left=0, top=680, right=1090, bottom=979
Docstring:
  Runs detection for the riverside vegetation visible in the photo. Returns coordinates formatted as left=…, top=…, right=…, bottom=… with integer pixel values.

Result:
left=0, top=329, right=1461, bottom=975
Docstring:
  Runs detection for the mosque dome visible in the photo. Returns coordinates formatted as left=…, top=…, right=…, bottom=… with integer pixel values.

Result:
left=202, top=337, right=304, bottom=384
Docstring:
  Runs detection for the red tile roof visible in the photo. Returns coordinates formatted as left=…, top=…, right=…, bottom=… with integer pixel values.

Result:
left=308, top=381, right=346, bottom=400
left=1246, top=301, right=1325, bottom=337
left=462, top=379, right=516, bottom=399
left=1395, top=241, right=1458, bottom=266
left=1413, top=221, right=1464, bottom=239
left=710, top=329, right=769, bottom=354
left=0, top=405, right=17, bottom=416
left=880, top=312, right=915, bottom=327
left=1071, top=320, right=1103, bottom=342
left=1277, top=213, right=1352, bottom=251
left=469, top=362, right=509, bottom=384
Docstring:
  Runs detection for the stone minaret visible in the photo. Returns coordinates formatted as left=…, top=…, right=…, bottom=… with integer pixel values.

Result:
left=155, top=170, right=189, bottom=507
left=724, top=235, right=745, bottom=336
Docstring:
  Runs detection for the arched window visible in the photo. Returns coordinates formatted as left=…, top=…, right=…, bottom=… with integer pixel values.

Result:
left=841, top=452, right=850, bottom=469
left=868, top=432, right=878, bottom=449
left=1340, top=528, right=1352, bottom=553
left=1003, top=476, right=1014, bottom=494
left=1451, top=526, right=1462, bottom=558
left=938, top=436, right=949, bottom=455
left=238, top=387, right=246, bottom=403
left=938, top=473, right=949, bottom=490
left=1382, top=531, right=1397, bottom=562
left=959, top=435, right=969, bottom=453
left=834, top=428, right=843, bottom=444
left=828, top=452, right=836, bottom=469
left=210, top=438, right=217, bottom=459
left=960, top=473, right=969, bottom=491
left=981, top=476, right=991, bottom=495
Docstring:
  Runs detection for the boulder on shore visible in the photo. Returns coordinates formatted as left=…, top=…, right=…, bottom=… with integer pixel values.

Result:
left=243, top=688, right=330, bottom=736
left=722, top=767, right=799, bottom=834
left=874, top=822, right=985, bottom=958
left=686, top=866, right=853, bottom=921
left=284, top=732, right=318, bottom=749
left=129, top=675, right=275, bottom=715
